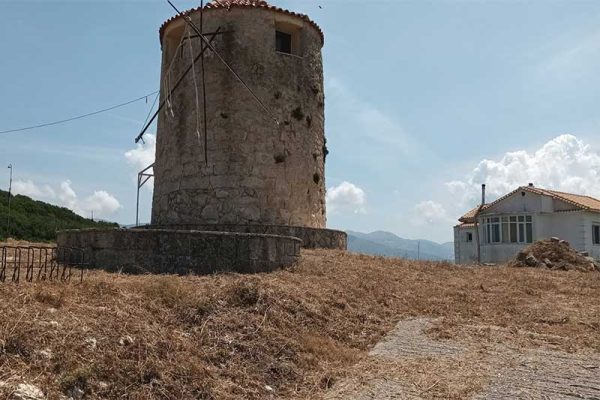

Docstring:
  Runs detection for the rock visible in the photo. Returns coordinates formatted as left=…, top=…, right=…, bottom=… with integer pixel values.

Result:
left=37, top=349, right=52, bottom=359
left=580, top=251, right=590, bottom=257
left=559, top=240, right=570, bottom=247
left=516, top=251, right=528, bottom=262
left=550, top=237, right=560, bottom=243
left=65, top=386, right=84, bottom=400
left=200, top=204, right=219, bottom=221
left=11, top=383, right=44, bottom=400
left=265, top=385, right=274, bottom=392
left=47, top=308, right=57, bottom=314
left=49, top=321, right=59, bottom=329
left=118, top=335, right=134, bottom=346
left=525, top=253, right=539, bottom=267
left=543, top=258, right=553, bottom=268
left=215, top=189, right=229, bottom=199
left=84, top=337, right=97, bottom=350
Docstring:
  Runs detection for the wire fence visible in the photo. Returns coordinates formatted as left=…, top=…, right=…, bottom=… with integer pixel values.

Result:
left=0, top=246, right=86, bottom=283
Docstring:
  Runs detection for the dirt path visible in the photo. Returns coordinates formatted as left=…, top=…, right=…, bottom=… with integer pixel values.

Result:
left=325, top=318, right=600, bottom=399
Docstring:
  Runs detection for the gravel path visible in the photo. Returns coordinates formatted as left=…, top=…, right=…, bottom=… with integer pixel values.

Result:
left=325, top=318, right=600, bottom=399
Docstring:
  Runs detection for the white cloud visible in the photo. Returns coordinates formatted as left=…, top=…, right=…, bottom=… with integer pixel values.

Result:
left=327, top=181, right=366, bottom=214
left=125, top=134, right=155, bottom=188
left=81, top=190, right=121, bottom=216
left=125, top=134, right=155, bottom=171
left=58, top=180, right=78, bottom=211
left=412, top=200, right=449, bottom=226
left=450, top=134, right=600, bottom=205
left=12, top=180, right=55, bottom=199
left=409, top=134, right=600, bottom=239
left=11, top=179, right=121, bottom=219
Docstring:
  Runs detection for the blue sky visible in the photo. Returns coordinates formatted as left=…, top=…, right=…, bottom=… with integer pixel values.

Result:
left=2, top=0, right=600, bottom=243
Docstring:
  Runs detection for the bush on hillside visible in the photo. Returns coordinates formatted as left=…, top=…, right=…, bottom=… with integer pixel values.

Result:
left=0, top=189, right=117, bottom=242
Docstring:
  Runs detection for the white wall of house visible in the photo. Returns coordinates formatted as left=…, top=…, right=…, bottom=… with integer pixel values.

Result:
left=583, top=212, right=600, bottom=259
left=454, top=225, right=477, bottom=264
left=454, top=190, right=600, bottom=264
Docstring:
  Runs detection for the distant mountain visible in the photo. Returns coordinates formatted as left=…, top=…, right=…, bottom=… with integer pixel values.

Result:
left=0, top=189, right=118, bottom=242
left=346, top=230, right=454, bottom=261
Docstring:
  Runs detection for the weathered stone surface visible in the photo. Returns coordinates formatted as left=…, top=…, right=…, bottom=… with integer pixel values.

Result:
left=57, top=228, right=301, bottom=275
left=142, top=223, right=347, bottom=250
left=152, top=7, right=327, bottom=229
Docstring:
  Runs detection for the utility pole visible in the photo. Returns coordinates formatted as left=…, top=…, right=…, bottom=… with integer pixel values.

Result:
left=6, top=164, right=12, bottom=238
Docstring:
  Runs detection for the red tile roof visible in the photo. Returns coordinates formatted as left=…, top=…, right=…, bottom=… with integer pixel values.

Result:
left=458, top=186, right=600, bottom=223
left=159, top=0, right=324, bottom=45
left=458, top=204, right=488, bottom=223
left=531, top=187, right=600, bottom=211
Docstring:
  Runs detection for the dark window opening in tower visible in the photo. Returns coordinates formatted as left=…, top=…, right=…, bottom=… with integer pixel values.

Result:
left=276, top=31, right=292, bottom=54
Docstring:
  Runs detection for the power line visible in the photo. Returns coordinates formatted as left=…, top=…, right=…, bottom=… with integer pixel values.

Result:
left=0, top=90, right=159, bottom=134
left=140, top=91, right=160, bottom=133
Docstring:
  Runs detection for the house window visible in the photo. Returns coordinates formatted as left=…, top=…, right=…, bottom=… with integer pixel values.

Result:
left=275, top=31, right=292, bottom=54
left=466, top=232, right=473, bottom=242
left=593, top=224, right=600, bottom=245
left=485, top=217, right=501, bottom=243
left=484, top=215, right=533, bottom=244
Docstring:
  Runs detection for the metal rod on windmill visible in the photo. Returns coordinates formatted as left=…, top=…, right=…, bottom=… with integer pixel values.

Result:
left=134, top=27, right=224, bottom=143
left=135, top=163, right=154, bottom=227
left=166, top=0, right=279, bottom=125
left=199, top=0, right=209, bottom=164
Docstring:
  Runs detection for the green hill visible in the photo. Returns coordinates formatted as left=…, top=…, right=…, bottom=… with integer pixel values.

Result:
left=0, top=189, right=117, bottom=242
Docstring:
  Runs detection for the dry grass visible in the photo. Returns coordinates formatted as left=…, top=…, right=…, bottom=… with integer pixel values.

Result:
left=1, top=238, right=54, bottom=247
left=0, top=249, right=599, bottom=399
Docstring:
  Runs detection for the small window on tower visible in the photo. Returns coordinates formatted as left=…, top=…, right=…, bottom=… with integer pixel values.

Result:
left=275, top=20, right=302, bottom=56
left=276, top=31, right=292, bottom=54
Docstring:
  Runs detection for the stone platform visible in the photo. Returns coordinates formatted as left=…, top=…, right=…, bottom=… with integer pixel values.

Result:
left=57, top=228, right=301, bottom=275
left=140, top=224, right=347, bottom=250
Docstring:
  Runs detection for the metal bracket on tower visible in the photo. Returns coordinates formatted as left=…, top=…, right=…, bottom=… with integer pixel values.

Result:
left=136, top=163, right=154, bottom=227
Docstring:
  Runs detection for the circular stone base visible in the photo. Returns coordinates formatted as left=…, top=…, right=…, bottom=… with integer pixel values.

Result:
left=56, top=228, right=301, bottom=275
left=140, top=224, right=347, bottom=250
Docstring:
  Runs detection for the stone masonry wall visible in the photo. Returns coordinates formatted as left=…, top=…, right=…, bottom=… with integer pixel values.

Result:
left=57, top=228, right=301, bottom=275
left=142, top=223, right=347, bottom=249
left=152, top=7, right=326, bottom=228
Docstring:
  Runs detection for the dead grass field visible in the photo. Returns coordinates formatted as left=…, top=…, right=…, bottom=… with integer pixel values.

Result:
left=0, top=249, right=598, bottom=399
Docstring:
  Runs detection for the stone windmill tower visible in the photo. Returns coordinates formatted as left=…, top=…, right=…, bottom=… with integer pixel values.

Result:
left=153, top=0, right=329, bottom=232
left=58, top=0, right=345, bottom=275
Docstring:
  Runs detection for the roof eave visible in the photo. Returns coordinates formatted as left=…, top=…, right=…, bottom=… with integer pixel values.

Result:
left=158, top=4, right=324, bottom=46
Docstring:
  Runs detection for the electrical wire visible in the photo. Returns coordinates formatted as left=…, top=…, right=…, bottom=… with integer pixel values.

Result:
left=0, top=90, right=159, bottom=134
left=140, top=91, right=160, bottom=132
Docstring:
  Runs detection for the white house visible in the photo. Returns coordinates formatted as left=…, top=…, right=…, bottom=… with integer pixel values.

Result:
left=454, top=184, right=600, bottom=264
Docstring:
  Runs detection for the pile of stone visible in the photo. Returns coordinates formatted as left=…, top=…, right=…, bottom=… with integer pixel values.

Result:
left=510, top=238, right=600, bottom=272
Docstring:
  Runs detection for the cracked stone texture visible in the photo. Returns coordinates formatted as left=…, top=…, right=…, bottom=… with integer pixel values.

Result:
left=152, top=7, right=326, bottom=228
